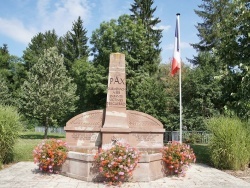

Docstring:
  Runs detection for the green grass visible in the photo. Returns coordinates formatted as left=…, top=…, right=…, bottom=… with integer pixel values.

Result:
left=191, top=144, right=211, bottom=165
left=13, top=132, right=65, bottom=162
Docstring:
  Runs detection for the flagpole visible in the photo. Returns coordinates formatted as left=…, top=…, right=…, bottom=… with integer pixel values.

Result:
left=176, top=13, right=182, bottom=144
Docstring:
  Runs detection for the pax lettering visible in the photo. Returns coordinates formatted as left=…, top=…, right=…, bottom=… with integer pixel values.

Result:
left=109, top=76, right=125, bottom=85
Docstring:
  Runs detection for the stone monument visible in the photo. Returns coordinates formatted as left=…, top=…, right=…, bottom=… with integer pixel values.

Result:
left=62, top=53, right=165, bottom=181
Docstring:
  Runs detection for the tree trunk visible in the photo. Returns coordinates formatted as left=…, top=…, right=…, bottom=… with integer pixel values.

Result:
left=44, top=117, right=49, bottom=139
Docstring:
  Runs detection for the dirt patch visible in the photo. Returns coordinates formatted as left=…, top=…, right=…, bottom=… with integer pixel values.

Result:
left=224, top=166, right=250, bottom=183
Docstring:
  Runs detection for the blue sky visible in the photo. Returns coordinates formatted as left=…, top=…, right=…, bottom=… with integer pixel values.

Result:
left=0, top=0, right=201, bottom=64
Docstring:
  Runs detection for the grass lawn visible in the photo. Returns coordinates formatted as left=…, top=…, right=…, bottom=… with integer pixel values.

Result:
left=13, top=131, right=65, bottom=162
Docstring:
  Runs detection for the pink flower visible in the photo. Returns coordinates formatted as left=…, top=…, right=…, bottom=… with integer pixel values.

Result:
left=118, top=171, right=124, bottom=175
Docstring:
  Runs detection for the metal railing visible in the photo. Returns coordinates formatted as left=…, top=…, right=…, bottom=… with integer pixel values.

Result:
left=164, top=131, right=211, bottom=144
left=35, top=127, right=65, bottom=134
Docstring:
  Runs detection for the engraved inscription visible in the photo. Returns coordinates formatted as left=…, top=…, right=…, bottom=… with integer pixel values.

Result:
left=131, top=134, right=158, bottom=141
left=72, top=133, right=98, bottom=142
left=106, top=53, right=126, bottom=108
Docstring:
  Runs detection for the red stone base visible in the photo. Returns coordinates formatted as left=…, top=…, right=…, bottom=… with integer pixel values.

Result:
left=61, top=151, right=165, bottom=182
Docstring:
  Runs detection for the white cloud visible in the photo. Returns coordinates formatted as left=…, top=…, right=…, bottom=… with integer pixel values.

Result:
left=0, top=18, right=37, bottom=44
left=98, top=0, right=130, bottom=21
left=37, top=0, right=92, bottom=36
left=0, top=0, right=92, bottom=45
left=153, top=24, right=171, bottom=32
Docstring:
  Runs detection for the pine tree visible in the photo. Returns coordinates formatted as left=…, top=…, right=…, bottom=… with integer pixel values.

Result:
left=20, top=47, right=78, bottom=138
left=63, top=16, right=89, bottom=72
left=130, top=0, right=162, bottom=75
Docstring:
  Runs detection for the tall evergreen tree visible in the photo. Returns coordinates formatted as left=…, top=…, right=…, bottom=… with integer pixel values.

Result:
left=20, top=47, right=78, bottom=138
left=0, top=44, right=26, bottom=106
left=0, top=77, right=12, bottom=105
left=63, top=16, right=89, bottom=72
left=0, top=44, right=10, bottom=79
left=130, top=0, right=162, bottom=75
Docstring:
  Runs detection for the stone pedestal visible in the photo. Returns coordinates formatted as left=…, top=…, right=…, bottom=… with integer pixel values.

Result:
left=61, top=151, right=165, bottom=182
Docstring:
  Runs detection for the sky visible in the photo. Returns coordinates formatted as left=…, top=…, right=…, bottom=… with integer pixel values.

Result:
left=0, top=0, right=201, bottom=64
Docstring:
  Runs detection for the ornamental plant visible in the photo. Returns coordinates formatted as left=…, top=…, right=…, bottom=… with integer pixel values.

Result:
left=94, top=141, right=140, bottom=186
left=161, top=141, right=196, bottom=176
left=33, top=139, right=68, bottom=173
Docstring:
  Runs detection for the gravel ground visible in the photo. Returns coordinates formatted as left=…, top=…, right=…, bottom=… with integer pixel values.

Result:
left=224, top=165, right=250, bottom=183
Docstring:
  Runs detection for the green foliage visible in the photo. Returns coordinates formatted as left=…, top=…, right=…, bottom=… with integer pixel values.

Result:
left=183, top=132, right=202, bottom=144
left=192, top=0, right=250, bottom=121
left=91, top=14, right=160, bottom=75
left=127, top=72, right=169, bottom=126
left=130, top=0, right=162, bottom=74
left=0, top=105, right=22, bottom=164
left=207, top=116, right=250, bottom=170
left=183, top=56, right=222, bottom=130
left=13, top=132, right=65, bottom=163
left=0, top=77, right=12, bottom=105
left=19, top=47, right=78, bottom=138
left=90, top=14, right=166, bottom=114
left=63, top=16, right=89, bottom=72
left=191, top=144, right=210, bottom=165
left=71, top=59, right=107, bottom=112
left=23, top=30, right=64, bottom=71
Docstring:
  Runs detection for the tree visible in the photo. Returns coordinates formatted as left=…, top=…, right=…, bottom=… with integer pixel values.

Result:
left=23, top=30, right=64, bottom=71
left=20, top=47, right=78, bottom=138
left=130, top=0, right=162, bottom=75
left=192, top=0, right=250, bottom=120
left=127, top=71, right=169, bottom=127
left=0, top=44, right=11, bottom=79
left=192, top=0, right=249, bottom=67
left=63, top=16, right=89, bottom=72
left=0, top=77, right=12, bottom=105
left=90, top=15, right=164, bottom=107
left=0, top=44, right=26, bottom=106
left=182, top=54, right=222, bottom=130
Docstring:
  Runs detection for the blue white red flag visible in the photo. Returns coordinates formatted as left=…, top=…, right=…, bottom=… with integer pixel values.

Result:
left=171, top=14, right=180, bottom=76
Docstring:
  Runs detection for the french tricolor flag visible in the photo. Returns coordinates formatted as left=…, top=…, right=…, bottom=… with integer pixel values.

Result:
left=171, top=13, right=181, bottom=76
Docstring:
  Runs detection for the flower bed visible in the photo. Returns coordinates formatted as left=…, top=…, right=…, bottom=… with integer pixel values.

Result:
left=161, top=141, right=196, bottom=176
left=33, top=139, right=68, bottom=173
left=94, top=141, right=140, bottom=185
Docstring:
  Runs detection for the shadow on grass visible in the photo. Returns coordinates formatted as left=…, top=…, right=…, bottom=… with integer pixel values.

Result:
left=19, top=132, right=65, bottom=139
left=191, top=144, right=211, bottom=165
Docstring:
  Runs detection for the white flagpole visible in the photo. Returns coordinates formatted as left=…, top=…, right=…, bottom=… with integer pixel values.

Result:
left=176, top=13, right=182, bottom=144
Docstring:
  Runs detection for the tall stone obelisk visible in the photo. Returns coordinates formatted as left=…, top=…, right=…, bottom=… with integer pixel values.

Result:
left=101, top=53, right=130, bottom=144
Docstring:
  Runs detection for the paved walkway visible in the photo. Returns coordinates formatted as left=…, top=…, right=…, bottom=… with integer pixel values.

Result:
left=0, top=162, right=249, bottom=188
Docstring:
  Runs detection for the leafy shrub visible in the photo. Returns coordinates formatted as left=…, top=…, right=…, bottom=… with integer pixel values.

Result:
left=183, top=132, right=202, bottom=144
left=33, top=139, right=68, bottom=173
left=161, top=141, right=196, bottom=176
left=207, top=116, right=250, bottom=170
left=0, top=105, right=22, bottom=164
left=94, top=141, right=140, bottom=186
